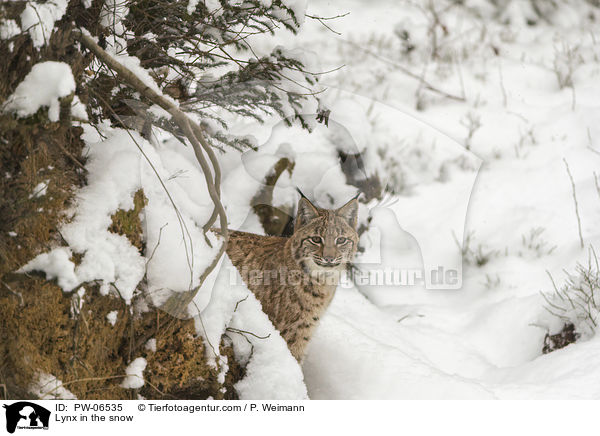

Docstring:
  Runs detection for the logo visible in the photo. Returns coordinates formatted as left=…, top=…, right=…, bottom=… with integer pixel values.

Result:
left=2, top=402, right=50, bottom=434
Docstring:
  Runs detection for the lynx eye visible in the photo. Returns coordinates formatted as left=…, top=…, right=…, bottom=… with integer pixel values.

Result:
left=309, top=236, right=323, bottom=244
left=336, top=237, right=348, bottom=245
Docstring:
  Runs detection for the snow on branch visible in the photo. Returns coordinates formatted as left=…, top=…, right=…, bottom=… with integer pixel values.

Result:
left=73, top=29, right=228, bottom=316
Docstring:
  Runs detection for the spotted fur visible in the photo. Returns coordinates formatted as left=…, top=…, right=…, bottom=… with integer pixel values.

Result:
left=225, top=196, right=359, bottom=361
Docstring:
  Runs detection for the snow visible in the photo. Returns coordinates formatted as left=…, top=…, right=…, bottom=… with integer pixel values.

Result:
left=18, top=124, right=222, bottom=304
left=121, top=357, right=147, bottom=389
left=18, top=247, right=79, bottom=292
left=70, top=287, right=86, bottom=318
left=279, top=0, right=600, bottom=399
left=3, top=61, right=75, bottom=122
left=139, top=134, right=223, bottom=308
left=13, top=0, right=600, bottom=400
left=29, top=181, right=49, bottom=199
left=106, top=310, right=118, bottom=326
left=273, top=0, right=307, bottom=27
left=303, top=284, right=600, bottom=399
left=189, top=0, right=600, bottom=399
left=30, top=372, right=77, bottom=400
left=304, top=287, right=495, bottom=399
left=20, top=0, right=68, bottom=48
left=195, top=257, right=308, bottom=399
left=54, top=128, right=148, bottom=303
left=71, top=96, right=89, bottom=120
left=100, top=0, right=130, bottom=39
left=0, top=19, right=20, bottom=40
left=145, top=338, right=157, bottom=352
left=202, top=0, right=223, bottom=16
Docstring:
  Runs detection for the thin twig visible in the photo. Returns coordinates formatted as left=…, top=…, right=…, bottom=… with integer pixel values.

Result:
left=305, top=12, right=350, bottom=20
left=498, top=61, right=507, bottom=107
left=74, top=30, right=229, bottom=314
left=563, top=158, right=584, bottom=248
left=306, top=12, right=350, bottom=35
left=90, top=87, right=196, bottom=285
left=341, top=40, right=465, bottom=102
left=190, top=299, right=219, bottom=359
left=233, top=296, right=248, bottom=312
left=56, top=141, right=88, bottom=172
left=0, top=280, right=24, bottom=306
left=145, top=223, right=167, bottom=273
left=226, top=327, right=271, bottom=340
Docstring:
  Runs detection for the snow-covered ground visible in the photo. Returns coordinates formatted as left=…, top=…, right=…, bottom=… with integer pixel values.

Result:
left=293, top=0, right=600, bottom=399
left=8, top=0, right=600, bottom=399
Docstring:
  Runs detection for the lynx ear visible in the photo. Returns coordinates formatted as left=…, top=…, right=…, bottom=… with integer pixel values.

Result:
left=336, top=197, right=359, bottom=229
left=295, top=197, right=319, bottom=231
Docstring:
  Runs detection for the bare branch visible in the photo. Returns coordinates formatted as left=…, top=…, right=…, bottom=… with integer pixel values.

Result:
left=306, top=12, right=350, bottom=35
left=74, top=29, right=229, bottom=316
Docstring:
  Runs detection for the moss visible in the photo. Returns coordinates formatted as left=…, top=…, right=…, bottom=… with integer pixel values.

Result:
left=0, top=277, right=242, bottom=400
left=0, top=278, right=128, bottom=400
left=109, top=189, right=147, bottom=252
left=141, top=321, right=243, bottom=400
left=0, top=16, right=92, bottom=396
left=0, top=114, right=85, bottom=279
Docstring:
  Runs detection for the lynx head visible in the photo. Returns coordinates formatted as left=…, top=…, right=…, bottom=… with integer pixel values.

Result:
left=290, top=193, right=359, bottom=276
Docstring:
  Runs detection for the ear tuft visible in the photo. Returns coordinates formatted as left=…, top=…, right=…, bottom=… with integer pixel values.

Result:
left=294, top=197, right=319, bottom=231
left=336, top=198, right=359, bottom=229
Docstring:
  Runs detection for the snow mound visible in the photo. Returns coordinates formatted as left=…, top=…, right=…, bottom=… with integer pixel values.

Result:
left=303, top=287, right=495, bottom=399
left=145, top=338, right=157, bottom=352
left=20, top=0, right=68, bottom=48
left=0, top=19, right=20, bottom=40
left=195, top=257, right=308, bottom=399
left=121, top=357, right=147, bottom=389
left=3, top=61, right=75, bottom=121
left=18, top=125, right=222, bottom=304
left=19, top=247, right=79, bottom=292
left=30, top=372, right=77, bottom=400
left=106, top=310, right=118, bottom=326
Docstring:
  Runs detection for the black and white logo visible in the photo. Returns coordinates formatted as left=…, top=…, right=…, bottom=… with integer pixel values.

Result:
left=2, top=402, right=50, bottom=434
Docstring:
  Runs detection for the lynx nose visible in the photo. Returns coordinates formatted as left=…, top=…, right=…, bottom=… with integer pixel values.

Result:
left=322, top=256, right=336, bottom=264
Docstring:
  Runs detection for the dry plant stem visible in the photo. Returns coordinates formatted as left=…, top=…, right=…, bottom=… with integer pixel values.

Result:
left=342, top=40, right=465, bottom=102
left=74, top=31, right=225, bottom=228
left=498, top=61, right=507, bottom=107
left=306, top=12, right=350, bottom=36
left=74, top=29, right=229, bottom=314
left=563, top=158, right=584, bottom=249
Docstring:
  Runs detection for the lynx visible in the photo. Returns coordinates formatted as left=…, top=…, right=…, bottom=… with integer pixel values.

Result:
left=225, top=194, right=359, bottom=361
